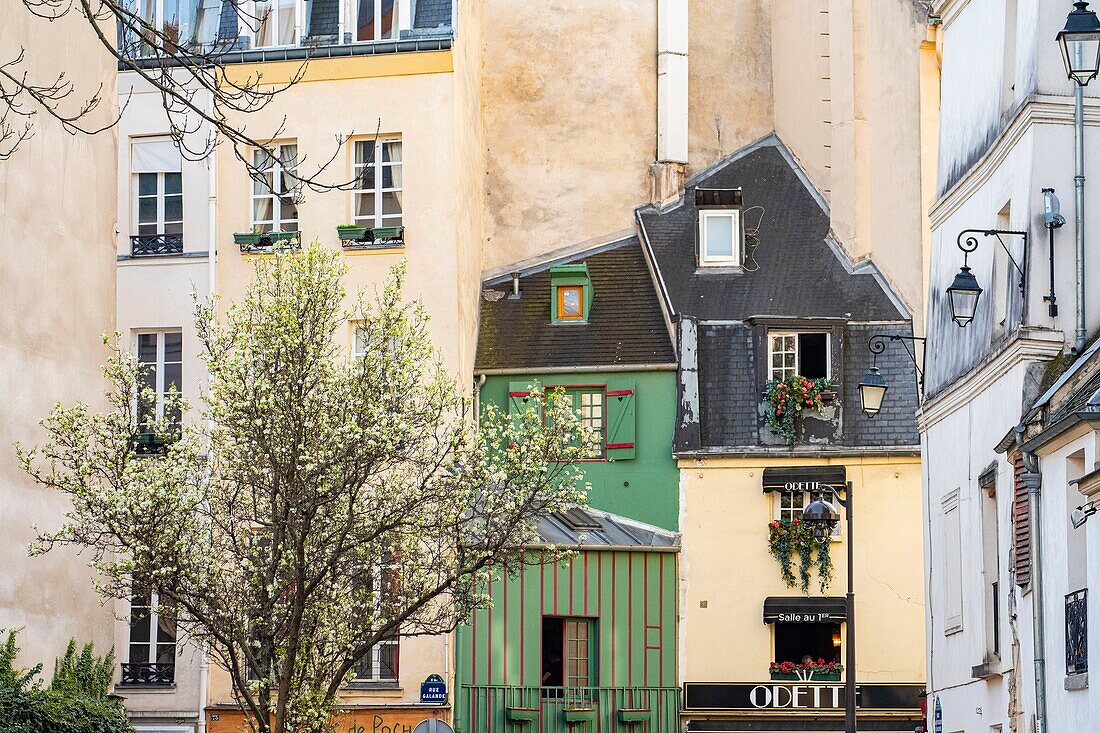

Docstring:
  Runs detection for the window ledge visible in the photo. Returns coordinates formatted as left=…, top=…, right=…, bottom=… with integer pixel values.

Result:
left=694, top=265, right=745, bottom=276
left=345, top=681, right=402, bottom=691
left=114, top=683, right=177, bottom=693
left=1065, top=673, right=1088, bottom=691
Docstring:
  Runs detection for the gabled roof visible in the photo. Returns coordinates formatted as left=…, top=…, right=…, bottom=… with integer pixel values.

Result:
left=637, top=136, right=907, bottom=322
left=534, top=508, right=679, bottom=550
left=475, top=238, right=676, bottom=372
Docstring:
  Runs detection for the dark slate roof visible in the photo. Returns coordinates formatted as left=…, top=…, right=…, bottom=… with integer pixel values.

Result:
left=534, top=508, right=679, bottom=549
left=413, top=0, right=452, bottom=29
left=1049, top=367, right=1100, bottom=424
left=637, top=139, right=906, bottom=322
left=475, top=239, right=676, bottom=371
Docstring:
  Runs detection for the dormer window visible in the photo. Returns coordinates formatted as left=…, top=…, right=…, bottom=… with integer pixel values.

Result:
left=696, top=188, right=744, bottom=268
left=550, top=263, right=592, bottom=324
left=768, top=331, right=830, bottom=381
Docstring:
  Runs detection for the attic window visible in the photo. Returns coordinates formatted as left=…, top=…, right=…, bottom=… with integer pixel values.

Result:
left=696, top=188, right=744, bottom=267
left=549, top=263, right=592, bottom=324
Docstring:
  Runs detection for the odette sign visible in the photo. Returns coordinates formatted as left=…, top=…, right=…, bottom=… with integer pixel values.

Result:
left=747, top=683, right=853, bottom=709
left=683, top=682, right=923, bottom=713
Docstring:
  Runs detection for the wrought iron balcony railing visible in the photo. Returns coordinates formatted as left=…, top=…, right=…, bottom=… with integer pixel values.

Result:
left=463, top=685, right=680, bottom=733
left=1067, top=589, right=1088, bottom=675
left=130, top=234, right=184, bottom=256
left=120, top=662, right=175, bottom=686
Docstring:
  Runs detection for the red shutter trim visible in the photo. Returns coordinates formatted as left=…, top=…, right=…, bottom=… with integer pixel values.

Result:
left=606, top=442, right=635, bottom=450
left=1011, top=450, right=1032, bottom=586
left=606, top=389, right=634, bottom=397
left=508, top=391, right=531, bottom=397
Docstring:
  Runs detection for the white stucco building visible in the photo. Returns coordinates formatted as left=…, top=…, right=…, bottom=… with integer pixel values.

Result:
left=922, top=1, right=1100, bottom=731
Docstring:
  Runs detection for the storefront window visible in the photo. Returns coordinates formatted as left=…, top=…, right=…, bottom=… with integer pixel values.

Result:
left=773, top=622, right=841, bottom=667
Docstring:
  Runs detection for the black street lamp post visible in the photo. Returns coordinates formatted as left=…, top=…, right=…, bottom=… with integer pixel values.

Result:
left=803, top=484, right=854, bottom=733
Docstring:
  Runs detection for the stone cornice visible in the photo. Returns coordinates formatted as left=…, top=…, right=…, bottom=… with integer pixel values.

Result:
left=930, top=96, right=1100, bottom=230
left=917, top=330, right=1066, bottom=432
left=932, top=0, right=975, bottom=29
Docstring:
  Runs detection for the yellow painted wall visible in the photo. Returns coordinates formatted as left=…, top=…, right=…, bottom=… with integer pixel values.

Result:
left=679, top=455, right=926, bottom=683
left=0, top=0, right=118, bottom=672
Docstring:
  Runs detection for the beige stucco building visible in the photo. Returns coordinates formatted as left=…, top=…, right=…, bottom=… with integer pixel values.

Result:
left=0, top=0, right=118, bottom=674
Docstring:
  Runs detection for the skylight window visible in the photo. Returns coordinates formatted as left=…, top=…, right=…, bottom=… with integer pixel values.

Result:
left=696, top=187, right=744, bottom=268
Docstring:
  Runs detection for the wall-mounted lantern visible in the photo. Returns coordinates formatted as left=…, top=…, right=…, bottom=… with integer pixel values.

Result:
left=856, top=334, right=926, bottom=417
left=1058, top=2, right=1100, bottom=86
left=947, top=229, right=1028, bottom=328
left=1042, top=188, right=1065, bottom=317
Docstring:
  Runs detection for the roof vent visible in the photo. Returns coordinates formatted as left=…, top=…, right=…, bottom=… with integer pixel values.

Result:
left=555, top=507, right=602, bottom=532
left=695, top=188, right=743, bottom=208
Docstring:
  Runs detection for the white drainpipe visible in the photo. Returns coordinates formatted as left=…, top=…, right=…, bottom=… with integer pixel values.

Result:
left=657, top=0, right=688, bottom=164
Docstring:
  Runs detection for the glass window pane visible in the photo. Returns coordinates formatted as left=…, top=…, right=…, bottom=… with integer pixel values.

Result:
left=381, top=140, right=401, bottom=163
left=705, top=215, right=734, bottom=258
left=357, top=0, right=375, bottom=40
left=164, top=195, right=183, bottom=223
left=561, top=287, right=581, bottom=316
left=138, top=173, right=157, bottom=196
left=253, top=197, right=273, bottom=223
left=278, top=144, right=297, bottom=170
left=138, top=197, right=157, bottom=224
left=164, top=172, right=182, bottom=194
left=164, top=333, right=182, bottom=361
left=129, top=644, right=150, bottom=664
left=253, top=147, right=273, bottom=170
left=380, top=0, right=395, bottom=38
left=381, top=191, right=402, bottom=215
left=355, top=193, right=375, bottom=221
left=277, top=0, right=295, bottom=44
left=253, top=171, right=274, bottom=195
left=279, top=197, right=298, bottom=225
left=355, top=140, right=375, bottom=165
left=138, top=334, right=158, bottom=365
left=358, top=164, right=375, bottom=190
left=163, top=363, right=182, bottom=394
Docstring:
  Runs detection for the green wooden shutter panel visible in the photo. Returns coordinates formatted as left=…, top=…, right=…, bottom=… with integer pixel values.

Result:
left=605, top=377, right=636, bottom=460
left=508, top=380, right=536, bottom=436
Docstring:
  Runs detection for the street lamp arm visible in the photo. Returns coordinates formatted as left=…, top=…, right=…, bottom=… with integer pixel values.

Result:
left=867, top=334, right=926, bottom=395
left=955, top=228, right=1028, bottom=290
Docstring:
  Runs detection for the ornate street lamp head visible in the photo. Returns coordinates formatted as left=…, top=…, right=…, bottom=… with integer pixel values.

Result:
left=858, top=366, right=888, bottom=418
left=803, top=497, right=840, bottom=540
left=1059, top=1, right=1100, bottom=85
left=947, top=264, right=982, bottom=328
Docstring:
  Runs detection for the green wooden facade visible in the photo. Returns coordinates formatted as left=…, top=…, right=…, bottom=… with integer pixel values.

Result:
left=477, top=370, right=680, bottom=531
left=455, top=550, right=679, bottom=733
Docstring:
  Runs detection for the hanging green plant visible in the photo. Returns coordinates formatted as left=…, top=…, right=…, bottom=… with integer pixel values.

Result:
left=763, top=375, right=836, bottom=447
left=767, top=518, right=834, bottom=593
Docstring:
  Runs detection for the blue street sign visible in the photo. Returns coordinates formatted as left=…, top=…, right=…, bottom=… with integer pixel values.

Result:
left=934, top=696, right=942, bottom=733
left=420, top=674, right=447, bottom=704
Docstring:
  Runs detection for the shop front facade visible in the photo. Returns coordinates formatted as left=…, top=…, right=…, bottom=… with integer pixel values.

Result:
left=634, top=136, right=928, bottom=731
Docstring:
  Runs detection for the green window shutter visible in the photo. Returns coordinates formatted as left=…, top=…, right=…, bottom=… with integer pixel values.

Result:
left=605, top=377, right=636, bottom=460
left=508, top=380, right=536, bottom=431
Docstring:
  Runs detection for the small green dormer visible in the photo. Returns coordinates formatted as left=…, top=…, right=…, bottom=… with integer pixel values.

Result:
left=549, top=263, right=592, bottom=324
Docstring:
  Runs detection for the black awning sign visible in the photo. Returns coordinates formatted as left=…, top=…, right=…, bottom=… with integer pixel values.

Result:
left=684, top=682, right=923, bottom=712
left=762, top=466, right=847, bottom=494
left=763, top=596, right=847, bottom=624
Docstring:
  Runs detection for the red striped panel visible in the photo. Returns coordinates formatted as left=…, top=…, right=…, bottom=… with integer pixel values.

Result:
left=606, top=442, right=635, bottom=450
left=508, top=391, right=531, bottom=397
left=606, top=389, right=634, bottom=396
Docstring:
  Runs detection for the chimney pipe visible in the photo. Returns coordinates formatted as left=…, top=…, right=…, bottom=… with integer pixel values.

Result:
left=509, top=272, right=521, bottom=299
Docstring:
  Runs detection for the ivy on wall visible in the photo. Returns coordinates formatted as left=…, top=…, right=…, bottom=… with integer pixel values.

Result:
left=767, top=518, right=834, bottom=593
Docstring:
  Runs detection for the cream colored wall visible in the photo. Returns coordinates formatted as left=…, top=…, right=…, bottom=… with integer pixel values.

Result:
left=687, top=0, right=773, bottom=172
left=479, top=0, right=775, bottom=273
left=212, top=52, right=478, bottom=706
left=680, top=456, right=925, bottom=683
left=215, top=57, right=474, bottom=376
left=772, top=0, right=928, bottom=330
left=0, top=1, right=117, bottom=671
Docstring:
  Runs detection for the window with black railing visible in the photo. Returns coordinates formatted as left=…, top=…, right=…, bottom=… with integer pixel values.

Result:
left=123, top=588, right=176, bottom=686
left=1066, top=589, right=1088, bottom=675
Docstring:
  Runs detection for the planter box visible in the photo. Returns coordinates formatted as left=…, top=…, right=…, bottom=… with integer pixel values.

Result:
left=268, top=231, right=299, bottom=243
left=562, top=708, right=596, bottom=724
left=371, top=225, right=405, bottom=242
left=233, top=232, right=262, bottom=246
left=769, top=671, right=841, bottom=681
left=617, top=708, right=651, bottom=724
left=506, top=707, right=539, bottom=724
left=337, top=226, right=368, bottom=241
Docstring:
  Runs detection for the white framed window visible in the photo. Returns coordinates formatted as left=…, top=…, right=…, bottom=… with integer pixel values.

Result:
left=352, top=139, right=403, bottom=230
left=128, top=588, right=176, bottom=668
left=135, top=173, right=183, bottom=237
left=354, top=0, right=399, bottom=42
left=353, top=557, right=400, bottom=683
left=698, top=209, right=741, bottom=266
left=251, top=143, right=299, bottom=233
left=247, top=0, right=302, bottom=47
left=134, top=0, right=223, bottom=56
left=137, top=331, right=183, bottom=428
left=768, top=332, right=830, bottom=381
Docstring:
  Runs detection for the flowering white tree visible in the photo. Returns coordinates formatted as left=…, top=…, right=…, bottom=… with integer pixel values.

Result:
left=18, top=245, right=592, bottom=733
